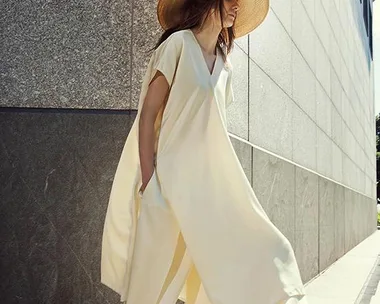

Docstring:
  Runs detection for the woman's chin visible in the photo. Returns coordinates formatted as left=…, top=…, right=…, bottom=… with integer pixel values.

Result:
left=222, top=20, right=234, bottom=28
left=227, top=18, right=235, bottom=27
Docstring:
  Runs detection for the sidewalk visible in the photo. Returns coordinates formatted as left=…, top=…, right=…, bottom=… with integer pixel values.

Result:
left=301, top=229, right=380, bottom=304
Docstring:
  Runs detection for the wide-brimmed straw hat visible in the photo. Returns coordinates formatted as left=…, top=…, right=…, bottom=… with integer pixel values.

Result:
left=157, top=0, right=270, bottom=38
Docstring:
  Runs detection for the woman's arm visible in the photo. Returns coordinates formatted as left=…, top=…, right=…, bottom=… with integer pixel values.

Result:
left=138, top=70, right=169, bottom=193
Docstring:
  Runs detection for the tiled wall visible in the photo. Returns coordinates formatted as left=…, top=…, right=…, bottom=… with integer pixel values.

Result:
left=227, top=0, right=377, bottom=282
left=1, top=0, right=377, bottom=302
left=228, top=0, right=376, bottom=198
left=227, top=0, right=376, bottom=281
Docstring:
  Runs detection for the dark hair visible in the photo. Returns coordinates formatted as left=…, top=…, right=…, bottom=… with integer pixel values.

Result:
left=148, top=0, right=236, bottom=62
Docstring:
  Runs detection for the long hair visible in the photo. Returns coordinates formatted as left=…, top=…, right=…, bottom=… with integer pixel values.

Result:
left=149, top=0, right=236, bottom=62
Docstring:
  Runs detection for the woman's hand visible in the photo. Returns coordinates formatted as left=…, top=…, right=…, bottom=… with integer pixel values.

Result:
left=139, top=167, right=155, bottom=195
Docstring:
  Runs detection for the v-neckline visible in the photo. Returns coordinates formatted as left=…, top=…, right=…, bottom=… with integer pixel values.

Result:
left=188, top=29, right=219, bottom=77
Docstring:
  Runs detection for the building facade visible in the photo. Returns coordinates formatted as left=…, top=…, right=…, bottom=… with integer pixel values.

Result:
left=0, top=0, right=376, bottom=302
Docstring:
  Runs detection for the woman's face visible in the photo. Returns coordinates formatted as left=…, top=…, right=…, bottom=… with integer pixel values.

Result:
left=210, top=0, right=239, bottom=29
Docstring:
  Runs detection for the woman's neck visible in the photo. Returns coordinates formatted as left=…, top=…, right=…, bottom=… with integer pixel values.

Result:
left=190, top=25, right=221, bottom=56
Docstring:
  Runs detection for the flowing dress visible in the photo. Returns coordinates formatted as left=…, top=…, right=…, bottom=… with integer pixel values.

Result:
left=101, top=29, right=307, bottom=304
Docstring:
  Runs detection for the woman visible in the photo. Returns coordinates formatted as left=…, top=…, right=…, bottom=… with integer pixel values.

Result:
left=101, top=0, right=308, bottom=303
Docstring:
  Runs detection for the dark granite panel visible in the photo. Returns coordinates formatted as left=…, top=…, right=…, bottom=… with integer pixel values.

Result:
left=0, top=109, right=135, bottom=303
left=42, top=150, right=112, bottom=286
left=0, top=174, right=105, bottom=303
left=0, top=175, right=46, bottom=304
left=0, top=139, right=16, bottom=188
left=0, top=112, right=73, bottom=197
left=1, top=0, right=131, bottom=109
left=0, top=110, right=134, bottom=204
left=0, top=167, right=36, bottom=229
left=49, top=236, right=111, bottom=304
left=0, top=209, right=57, bottom=304
left=60, top=111, right=135, bottom=187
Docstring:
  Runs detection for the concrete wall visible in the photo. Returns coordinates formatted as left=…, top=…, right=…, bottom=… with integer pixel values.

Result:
left=0, top=0, right=377, bottom=302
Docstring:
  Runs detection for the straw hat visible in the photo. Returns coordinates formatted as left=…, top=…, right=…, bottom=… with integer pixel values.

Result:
left=157, top=0, right=270, bottom=38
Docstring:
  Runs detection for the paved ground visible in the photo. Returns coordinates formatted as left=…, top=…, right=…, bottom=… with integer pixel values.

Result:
left=300, top=229, right=380, bottom=304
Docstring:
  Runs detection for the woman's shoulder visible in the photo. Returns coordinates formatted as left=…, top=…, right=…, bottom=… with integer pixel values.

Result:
left=154, top=29, right=191, bottom=54
left=163, top=29, right=193, bottom=46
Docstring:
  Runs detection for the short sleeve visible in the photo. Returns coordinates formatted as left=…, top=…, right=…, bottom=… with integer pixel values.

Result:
left=151, top=33, right=183, bottom=88
left=225, top=66, right=234, bottom=109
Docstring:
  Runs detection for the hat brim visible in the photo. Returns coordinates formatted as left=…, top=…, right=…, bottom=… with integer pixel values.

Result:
left=157, top=0, right=270, bottom=38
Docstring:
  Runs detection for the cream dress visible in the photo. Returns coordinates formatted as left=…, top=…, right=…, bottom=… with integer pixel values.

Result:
left=101, top=29, right=307, bottom=304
